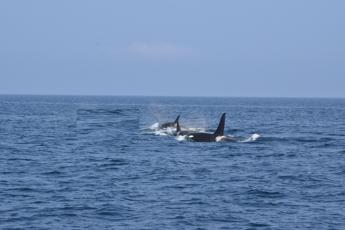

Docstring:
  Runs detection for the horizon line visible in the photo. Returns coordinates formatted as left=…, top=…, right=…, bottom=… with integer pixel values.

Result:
left=0, top=93, right=344, bottom=100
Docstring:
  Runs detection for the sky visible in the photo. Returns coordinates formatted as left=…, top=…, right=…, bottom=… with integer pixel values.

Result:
left=1, top=0, right=345, bottom=97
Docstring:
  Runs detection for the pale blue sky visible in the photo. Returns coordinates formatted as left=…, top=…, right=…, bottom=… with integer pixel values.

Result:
left=1, top=0, right=344, bottom=97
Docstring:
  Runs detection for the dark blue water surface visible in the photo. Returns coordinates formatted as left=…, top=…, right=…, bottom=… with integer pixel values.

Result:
left=1, top=95, right=345, bottom=229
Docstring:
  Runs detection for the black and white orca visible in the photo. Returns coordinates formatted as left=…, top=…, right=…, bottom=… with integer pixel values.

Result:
left=184, top=113, right=226, bottom=142
left=175, top=117, right=191, bottom=136
left=159, top=115, right=180, bottom=129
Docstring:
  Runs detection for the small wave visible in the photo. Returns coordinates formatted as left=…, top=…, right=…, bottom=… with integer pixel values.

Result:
left=176, top=135, right=187, bottom=141
left=249, top=222, right=271, bottom=228
left=108, top=158, right=129, bottom=165
left=140, top=122, right=160, bottom=133
left=154, top=130, right=169, bottom=136
left=149, top=122, right=160, bottom=130
left=163, top=127, right=177, bottom=135
left=230, top=128, right=243, bottom=132
left=77, top=108, right=124, bottom=115
left=215, top=134, right=260, bottom=143
left=247, top=188, right=285, bottom=198
left=192, top=168, right=212, bottom=174
left=42, top=170, right=63, bottom=176
left=184, top=127, right=205, bottom=132
left=260, top=136, right=337, bottom=145
left=215, top=135, right=236, bottom=142
left=146, top=122, right=204, bottom=132
left=144, top=123, right=177, bottom=136
left=8, top=187, right=36, bottom=192
left=99, top=158, right=129, bottom=168
left=239, top=133, right=261, bottom=143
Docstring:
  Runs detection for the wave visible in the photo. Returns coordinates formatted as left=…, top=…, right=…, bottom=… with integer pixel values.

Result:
left=176, top=135, right=187, bottom=141
left=239, top=133, right=261, bottom=143
left=246, top=188, right=286, bottom=198
left=254, top=135, right=338, bottom=143
left=77, top=108, right=138, bottom=116
left=77, top=108, right=124, bottom=115
left=149, top=122, right=160, bottom=130
left=214, top=133, right=261, bottom=143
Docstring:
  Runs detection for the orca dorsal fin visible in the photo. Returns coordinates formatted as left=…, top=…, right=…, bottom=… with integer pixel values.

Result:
left=214, top=113, right=226, bottom=136
left=176, top=117, right=181, bottom=133
left=174, top=115, right=180, bottom=124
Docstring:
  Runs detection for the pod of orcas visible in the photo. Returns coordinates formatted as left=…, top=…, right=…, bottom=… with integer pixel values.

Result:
left=159, top=113, right=228, bottom=142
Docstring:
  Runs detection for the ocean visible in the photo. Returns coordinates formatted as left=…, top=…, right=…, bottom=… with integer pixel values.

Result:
left=1, top=95, right=345, bottom=229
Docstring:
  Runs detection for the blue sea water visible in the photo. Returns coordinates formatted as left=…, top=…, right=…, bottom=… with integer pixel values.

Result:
left=1, top=95, right=345, bottom=229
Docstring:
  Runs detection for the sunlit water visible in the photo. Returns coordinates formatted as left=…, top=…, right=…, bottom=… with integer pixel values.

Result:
left=1, top=95, right=345, bottom=229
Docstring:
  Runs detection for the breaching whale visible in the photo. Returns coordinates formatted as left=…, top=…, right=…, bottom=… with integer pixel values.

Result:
left=159, top=115, right=180, bottom=129
left=184, top=113, right=226, bottom=142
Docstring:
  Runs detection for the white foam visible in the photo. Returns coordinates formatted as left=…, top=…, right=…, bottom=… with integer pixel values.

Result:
left=146, top=122, right=207, bottom=136
left=185, top=127, right=205, bottom=132
left=175, top=135, right=187, bottom=141
left=216, top=136, right=226, bottom=142
left=149, top=122, right=160, bottom=130
left=154, top=130, right=168, bottom=136
left=251, top=133, right=261, bottom=140
left=240, top=133, right=261, bottom=143
left=216, top=135, right=236, bottom=142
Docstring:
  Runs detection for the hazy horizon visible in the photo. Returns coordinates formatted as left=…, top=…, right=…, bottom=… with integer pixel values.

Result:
left=1, top=93, right=345, bottom=100
left=1, top=1, right=345, bottom=98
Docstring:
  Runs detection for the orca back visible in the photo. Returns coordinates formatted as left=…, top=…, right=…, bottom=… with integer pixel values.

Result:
left=189, top=132, right=216, bottom=142
left=160, top=115, right=180, bottom=129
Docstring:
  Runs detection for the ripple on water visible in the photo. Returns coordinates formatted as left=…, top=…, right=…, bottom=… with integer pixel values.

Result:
left=1, top=96, right=345, bottom=229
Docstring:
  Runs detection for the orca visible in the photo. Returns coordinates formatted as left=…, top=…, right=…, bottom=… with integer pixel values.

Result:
left=159, top=115, right=180, bottom=129
left=185, top=113, right=226, bottom=142
left=175, top=117, right=191, bottom=136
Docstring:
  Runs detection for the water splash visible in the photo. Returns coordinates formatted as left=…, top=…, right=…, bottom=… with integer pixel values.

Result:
left=149, top=122, right=160, bottom=130
left=176, top=135, right=187, bottom=141
left=240, top=133, right=261, bottom=143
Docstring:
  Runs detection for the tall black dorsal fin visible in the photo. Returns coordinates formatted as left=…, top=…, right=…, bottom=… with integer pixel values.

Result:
left=176, top=117, right=181, bottom=133
left=174, top=115, right=180, bottom=124
left=214, top=113, right=226, bottom=136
